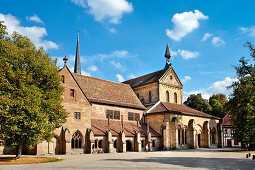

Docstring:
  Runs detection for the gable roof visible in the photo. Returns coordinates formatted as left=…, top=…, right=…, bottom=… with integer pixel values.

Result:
left=91, top=119, right=160, bottom=137
left=72, top=73, right=145, bottom=110
left=123, top=66, right=183, bottom=88
left=147, top=101, right=220, bottom=119
left=222, top=114, right=232, bottom=127
left=123, top=69, right=165, bottom=88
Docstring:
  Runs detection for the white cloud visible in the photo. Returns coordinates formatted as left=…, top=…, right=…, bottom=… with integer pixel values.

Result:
left=116, top=74, right=125, bottom=82
left=178, top=49, right=199, bottom=60
left=109, top=28, right=117, bottom=33
left=181, top=76, right=191, bottom=83
left=81, top=70, right=91, bottom=76
left=184, top=77, right=238, bottom=100
left=201, top=33, right=212, bottom=41
left=110, top=61, right=125, bottom=71
left=71, top=0, right=133, bottom=24
left=70, top=0, right=87, bottom=8
left=26, top=14, right=44, bottom=24
left=211, top=37, right=225, bottom=47
left=0, top=13, right=57, bottom=50
left=240, top=26, right=255, bottom=37
left=88, top=65, right=97, bottom=72
left=127, top=74, right=136, bottom=79
left=166, top=10, right=208, bottom=41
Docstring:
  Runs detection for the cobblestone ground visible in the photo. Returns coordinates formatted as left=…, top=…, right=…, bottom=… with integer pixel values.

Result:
left=1, top=149, right=255, bottom=170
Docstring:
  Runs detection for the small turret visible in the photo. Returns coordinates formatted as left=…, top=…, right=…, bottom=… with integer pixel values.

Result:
left=164, top=43, right=171, bottom=70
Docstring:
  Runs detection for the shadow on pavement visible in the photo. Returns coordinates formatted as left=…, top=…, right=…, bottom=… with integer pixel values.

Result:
left=107, top=157, right=255, bottom=169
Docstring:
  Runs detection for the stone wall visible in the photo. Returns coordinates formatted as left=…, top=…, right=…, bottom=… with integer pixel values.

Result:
left=133, top=83, right=159, bottom=104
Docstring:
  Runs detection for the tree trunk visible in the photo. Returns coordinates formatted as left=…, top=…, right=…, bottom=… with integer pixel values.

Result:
left=15, top=144, right=21, bottom=159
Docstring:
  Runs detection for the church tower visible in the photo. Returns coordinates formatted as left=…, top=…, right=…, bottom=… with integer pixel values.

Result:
left=74, top=32, right=81, bottom=74
left=164, top=43, right=171, bottom=70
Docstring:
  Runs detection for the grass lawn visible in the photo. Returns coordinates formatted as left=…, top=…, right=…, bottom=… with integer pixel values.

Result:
left=0, top=157, right=62, bottom=165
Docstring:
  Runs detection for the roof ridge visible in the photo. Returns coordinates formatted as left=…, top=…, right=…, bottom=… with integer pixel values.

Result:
left=123, top=69, right=164, bottom=83
left=72, top=72, right=130, bottom=86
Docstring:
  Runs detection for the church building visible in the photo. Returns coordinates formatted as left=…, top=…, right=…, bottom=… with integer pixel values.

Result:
left=1, top=34, right=222, bottom=155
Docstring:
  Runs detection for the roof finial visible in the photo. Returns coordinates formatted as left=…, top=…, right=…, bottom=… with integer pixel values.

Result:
left=63, top=56, right=68, bottom=66
left=74, top=31, right=81, bottom=74
left=164, top=43, right=171, bottom=70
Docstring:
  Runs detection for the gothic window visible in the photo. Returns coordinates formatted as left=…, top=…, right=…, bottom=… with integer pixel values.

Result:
left=178, top=129, right=181, bottom=145
left=166, top=91, right=169, bottom=102
left=61, top=75, right=65, bottom=83
left=74, top=112, right=81, bottom=119
left=70, top=89, right=75, bottom=98
left=71, top=131, right=82, bottom=149
left=174, top=93, right=177, bottom=103
left=128, top=112, right=134, bottom=121
left=152, top=140, right=156, bottom=147
left=114, top=111, right=120, bottom=120
left=149, top=91, right=152, bottom=103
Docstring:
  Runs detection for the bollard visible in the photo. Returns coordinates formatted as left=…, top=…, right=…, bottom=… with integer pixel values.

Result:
left=253, top=155, right=255, bottom=160
left=246, top=154, right=249, bottom=158
left=248, top=153, right=251, bottom=157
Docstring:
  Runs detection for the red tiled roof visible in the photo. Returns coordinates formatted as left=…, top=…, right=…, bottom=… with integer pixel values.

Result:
left=222, top=114, right=232, bottom=126
left=91, top=119, right=161, bottom=137
left=147, top=101, right=220, bottom=119
left=122, top=69, right=165, bottom=88
left=72, top=73, right=145, bottom=110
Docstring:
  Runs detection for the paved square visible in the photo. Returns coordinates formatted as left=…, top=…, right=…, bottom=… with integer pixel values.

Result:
left=1, top=149, right=255, bottom=170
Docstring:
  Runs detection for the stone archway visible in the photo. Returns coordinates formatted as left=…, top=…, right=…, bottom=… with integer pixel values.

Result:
left=187, top=119, right=195, bottom=148
left=126, top=140, right=132, bottom=151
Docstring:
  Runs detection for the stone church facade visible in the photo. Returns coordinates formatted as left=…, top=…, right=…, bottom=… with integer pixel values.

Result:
left=0, top=36, right=222, bottom=155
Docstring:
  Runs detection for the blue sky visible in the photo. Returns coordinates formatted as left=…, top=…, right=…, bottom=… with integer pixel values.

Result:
left=1, top=0, right=255, bottom=100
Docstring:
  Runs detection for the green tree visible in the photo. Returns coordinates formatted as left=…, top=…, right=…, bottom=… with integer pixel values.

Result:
left=184, top=94, right=212, bottom=114
left=0, top=21, right=68, bottom=158
left=228, top=42, right=255, bottom=150
left=209, top=94, right=228, bottom=118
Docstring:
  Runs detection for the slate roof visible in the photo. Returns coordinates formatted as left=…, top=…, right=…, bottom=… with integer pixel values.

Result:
left=91, top=119, right=161, bottom=137
left=122, top=69, right=165, bottom=88
left=147, top=101, right=220, bottom=119
left=72, top=73, right=145, bottom=110
left=222, top=114, right=232, bottom=127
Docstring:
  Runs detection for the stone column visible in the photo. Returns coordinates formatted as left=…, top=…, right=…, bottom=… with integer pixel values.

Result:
left=163, top=117, right=170, bottom=150
left=217, top=123, right=223, bottom=148
left=146, top=132, right=152, bottom=151
left=64, top=129, right=71, bottom=154
left=120, top=131, right=126, bottom=153
left=107, top=131, right=113, bottom=153
left=170, top=117, right=178, bottom=149
left=135, top=131, right=141, bottom=152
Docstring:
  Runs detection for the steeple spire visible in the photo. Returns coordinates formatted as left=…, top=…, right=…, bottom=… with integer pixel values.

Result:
left=164, top=43, right=171, bottom=70
left=74, top=31, right=81, bottom=74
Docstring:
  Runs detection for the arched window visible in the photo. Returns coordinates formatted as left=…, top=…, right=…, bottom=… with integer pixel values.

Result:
left=141, top=140, right=144, bottom=148
left=174, top=93, right=177, bottom=103
left=114, top=140, right=117, bottom=148
left=166, top=91, right=169, bottom=102
left=137, top=94, right=139, bottom=99
left=149, top=91, right=152, bottom=103
left=98, top=140, right=102, bottom=148
left=152, top=140, right=156, bottom=147
left=211, top=128, right=216, bottom=145
left=71, top=131, right=82, bottom=149
left=178, top=128, right=181, bottom=145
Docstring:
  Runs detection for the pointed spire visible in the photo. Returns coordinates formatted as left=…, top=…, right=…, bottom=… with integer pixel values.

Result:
left=74, top=31, right=81, bottom=74
left=164, top=43, right=171, bottom=70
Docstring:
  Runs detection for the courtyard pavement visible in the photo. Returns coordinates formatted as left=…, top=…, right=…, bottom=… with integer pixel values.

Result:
left=1, top=148, right=255, bottom=170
